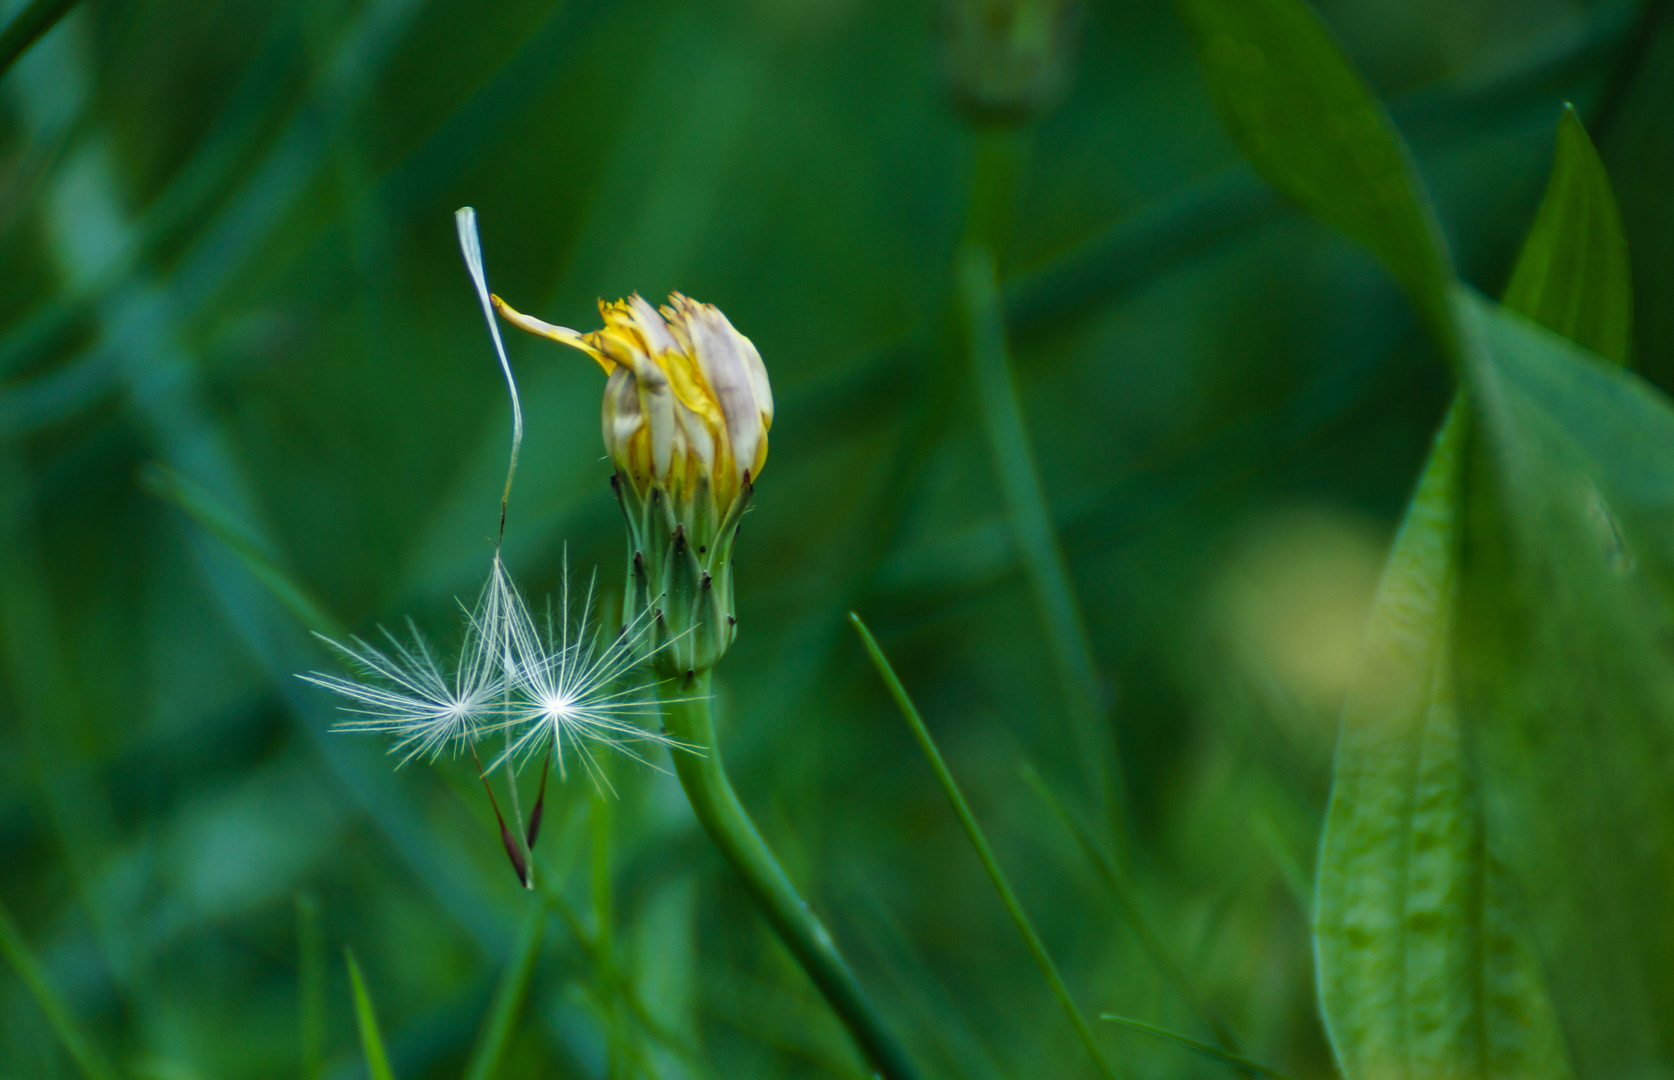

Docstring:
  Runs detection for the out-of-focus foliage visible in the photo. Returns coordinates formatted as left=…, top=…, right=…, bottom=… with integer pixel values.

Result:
left=1300, top=16, right=1626, bottom=1075
left=1172, top=0, right=1456, bottom=351
left=1, top=0, right=1670, bottom=1078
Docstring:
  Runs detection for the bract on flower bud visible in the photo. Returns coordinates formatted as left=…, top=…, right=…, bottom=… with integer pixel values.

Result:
left=493, top=292, right=773, bottom=677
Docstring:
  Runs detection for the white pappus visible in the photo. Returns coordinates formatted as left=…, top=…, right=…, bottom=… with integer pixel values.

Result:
left=301, top=551, right=687, bottom=788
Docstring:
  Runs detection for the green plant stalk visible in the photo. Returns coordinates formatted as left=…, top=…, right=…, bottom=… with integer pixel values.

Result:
left=958, top=242, right=1124, bottom=836
left=462, top=896, right=547, bottom=1080
left=0, top=897, right=121, bottom=1080
left=660, top=674, right=922, bottom=1080
left=964, top=125, right=1030, bottom=253
left=851, top=614, right=1120, bottom=1080
left=296, top=894, right=325, bottom=1080
left=543, top=883, right=703, bottom=1070
left=590, top=766, right=627, bottom=1080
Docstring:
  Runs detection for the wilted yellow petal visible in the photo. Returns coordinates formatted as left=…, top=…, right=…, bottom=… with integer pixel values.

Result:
left=492, top=295, right=614, bottom=375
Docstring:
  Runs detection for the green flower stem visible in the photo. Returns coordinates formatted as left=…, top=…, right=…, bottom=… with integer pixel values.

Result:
left=661, top=674, right=922, bottom=1080
left=957, top=242, right=1125, bottom=835
left=964, top=124, right=1030, bottom=253
left=851, top=614, right=1121, bottom=1080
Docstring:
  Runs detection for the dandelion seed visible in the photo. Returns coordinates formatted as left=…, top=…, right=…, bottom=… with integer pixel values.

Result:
left=298, top=572, right=508, bottom=765
left=485, top=555, right=692, bottom=793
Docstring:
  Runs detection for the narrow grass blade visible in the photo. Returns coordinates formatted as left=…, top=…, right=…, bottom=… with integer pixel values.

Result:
left=589, top=772, right=629, bottom=1080
left=541, top=882, right=704, bottom=1071
left=139, top=463, right=342, bottom=637
left=1019, top=763, right=1240, bottom=1054
left=462, top=898, right=547, bottom=1080
left=956, top=244, right=1121, bottom=834
left=344, top=949, right=395, bottom=1080
left=0, top=0, right=79, bottom=79
left=850, top=612, right=1118, bottom=1080
left=297, top=894, right=325, bottom=1080
left=1100, top=1015, right=1292, bottom=1080
left=0, top=896, right=121, bottom=1080
left=1249, top=813, right=1310, bottom=920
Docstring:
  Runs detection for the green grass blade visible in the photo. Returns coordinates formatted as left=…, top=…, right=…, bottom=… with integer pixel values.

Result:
left=850, top=612, right=1118, bottom=1080
left=957, top=244, right=1121, bottom=833
left=345, top=949, right=395, bottom=1080
left=540, top=880, right=706, bottom=1073
left=297, top=895, right=325, bottom=1080
left=1171, top=0, right=1457, bottom=358
left=461, top=898, right=547, bottom=1080
left=139, top=463, right=342, bottom=638
left=0, top=896, right=122, bottom=1080
left=1099, top=1015, right=1292, bottom=1080
left=1019, top=763, right=1240, bottom=1054
left=0, top=0, right=79, bottom=79
left=1502, top=105, right=1634, bottom=365
left=588, top=772, right=629, bottom=1080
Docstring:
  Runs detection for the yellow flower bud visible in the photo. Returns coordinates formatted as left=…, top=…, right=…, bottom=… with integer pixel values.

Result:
left=492, top=292, right=772, bottom=512
left=494, top=291, right=774, bottom=676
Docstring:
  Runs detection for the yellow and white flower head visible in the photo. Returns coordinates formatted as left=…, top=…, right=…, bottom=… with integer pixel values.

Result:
left=494, top=291, right=773, bottom=678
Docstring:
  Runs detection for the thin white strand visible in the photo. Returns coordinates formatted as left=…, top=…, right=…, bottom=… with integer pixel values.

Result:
left=455, top=207, right=522, bottom=538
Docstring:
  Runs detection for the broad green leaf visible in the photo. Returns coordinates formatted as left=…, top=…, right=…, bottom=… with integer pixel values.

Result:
left=1458, top=288, right=1674, bottom=1077
left=1172, top=0, right=1455, bottom=355
left=345, top=949, right=396, bottom=1080
left=1503, top=106, right=1633, bottom=366
left=1314, top=398, right=1571, bottom=1080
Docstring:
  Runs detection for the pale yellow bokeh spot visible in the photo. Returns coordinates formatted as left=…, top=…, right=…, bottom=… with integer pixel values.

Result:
left=1213, top=505, right=1387, bottom=713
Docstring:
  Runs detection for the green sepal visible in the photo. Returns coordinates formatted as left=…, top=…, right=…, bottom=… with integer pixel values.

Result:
left=615, top=472, right=749, bottom=677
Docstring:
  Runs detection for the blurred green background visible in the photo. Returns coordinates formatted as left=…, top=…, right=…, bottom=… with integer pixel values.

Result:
left=0, top=0, right=1669, bottom=1076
